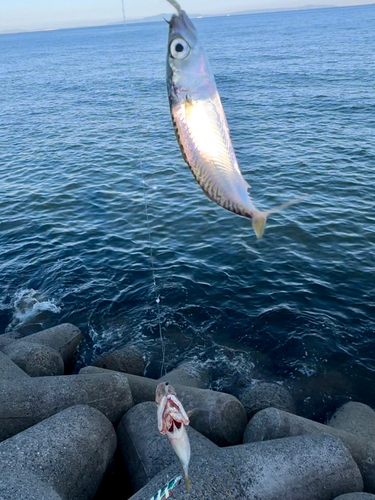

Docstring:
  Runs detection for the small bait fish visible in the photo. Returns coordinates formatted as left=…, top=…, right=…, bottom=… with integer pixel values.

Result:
left=156, top=382, right=191, bottom=492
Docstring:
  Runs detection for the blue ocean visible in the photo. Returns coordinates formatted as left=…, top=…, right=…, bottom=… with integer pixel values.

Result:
left=0, top=4, right=374, bottom=419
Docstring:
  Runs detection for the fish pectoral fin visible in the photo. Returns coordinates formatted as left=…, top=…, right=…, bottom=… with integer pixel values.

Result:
left=186, top=408, right=197, bottom=418
left=266, top=194, right=309, bottom=216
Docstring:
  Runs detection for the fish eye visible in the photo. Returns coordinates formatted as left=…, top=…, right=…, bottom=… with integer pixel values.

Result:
left=170, top=38, right=191, bottom=60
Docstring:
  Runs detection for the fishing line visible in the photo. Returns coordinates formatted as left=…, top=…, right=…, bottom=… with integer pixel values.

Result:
left=121, top=0, right=126, bottom=24
left=121, top=0, right=165, bottom=376
left=140, top=161, right=166, bottom=377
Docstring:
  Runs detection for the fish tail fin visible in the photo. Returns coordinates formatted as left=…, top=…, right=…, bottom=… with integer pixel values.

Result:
left=252, top=211, right=268, bottom=239
left=252, top=195, right=308, bottom=239
left=182, top=463, right=190, bottom=492
left=184, top=473, right=190, bottom=492
left=167, top=0, right=182, bottom=14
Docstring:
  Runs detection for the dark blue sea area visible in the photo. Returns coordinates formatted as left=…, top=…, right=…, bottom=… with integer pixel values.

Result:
left=0, top=4, right=374, bottom=420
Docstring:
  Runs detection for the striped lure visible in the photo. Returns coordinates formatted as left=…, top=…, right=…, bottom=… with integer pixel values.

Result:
left=149, top=475, right=183, bottom=500
left=166, top=0, right=302, bottom=238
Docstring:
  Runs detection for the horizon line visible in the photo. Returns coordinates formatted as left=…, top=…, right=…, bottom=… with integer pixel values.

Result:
left=0, top=2, right=373, bottom=36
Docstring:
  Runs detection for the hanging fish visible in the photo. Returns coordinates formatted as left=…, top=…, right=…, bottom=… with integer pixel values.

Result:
left=166, top=0, right=303, bottom=238
left=156, top=382, right=191, bottom=491
left=149, top=475, right=183, bottom=500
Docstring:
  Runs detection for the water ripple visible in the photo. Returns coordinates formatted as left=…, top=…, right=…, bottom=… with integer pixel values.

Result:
left=1, top=6, right=375, bottom=417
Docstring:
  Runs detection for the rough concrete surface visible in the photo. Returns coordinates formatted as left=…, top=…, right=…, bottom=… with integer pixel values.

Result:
left=328, top=402, right=375, bottom=443
left=93, top=346, right=144, bottom=376
left=158, top=362, right=209, bottom=389
left=0, top=405, right=116, bottom=500
left=0, top=351, right=29, bottom=380
left=244, top=407, right=375, bottom=493
left=239, top=381, right=296, bottom=419
left=127, top=433, right=362, bottom=500
left=22, top=323, right=83, bottom=364
left=3, top=341, right=64, bottom=376
left=0, top=372, right=133, bottom=441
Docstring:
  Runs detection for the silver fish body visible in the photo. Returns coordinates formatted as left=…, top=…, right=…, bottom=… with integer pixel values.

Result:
left=166, top=0, right=268, bottom=238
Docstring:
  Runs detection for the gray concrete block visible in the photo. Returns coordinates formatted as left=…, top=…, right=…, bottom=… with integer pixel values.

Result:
left=3, top=341, right=65, bottom=376
left=79, top=366, right=247, bottom=446
left=328, top=402, right=375, bottom=443
left=22, top=323, right=83, bottom=364
left=334, top=494, right=375, bottom=499
left=0, top=405, right=117, bottom=500
left=0, top=372, right=133, bottom=441
left=158, top=362, right=209, bottom=389
left=0, top=469, right=63, bottom=500
left=0, top=351, right=29, bottom=380
left=93, top=346, right=144, bottom=376
left=244, top=407, right=375, bottom=493
left=127, top=433, right=363, bottom=500
left=239, top=381, right=296, bottom=419
left=0, top=333, right=18, bottom=350
left=117, top=401, right=218, bottom=491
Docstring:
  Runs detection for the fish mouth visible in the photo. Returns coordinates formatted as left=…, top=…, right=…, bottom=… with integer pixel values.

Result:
left=167, top=2, right=197, bottom=42
left=168, top=419, right=182, bottom=433
left=168, top=13, right=196, bottom=37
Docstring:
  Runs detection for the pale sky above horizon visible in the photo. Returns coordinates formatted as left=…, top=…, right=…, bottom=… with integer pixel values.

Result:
left=0, top=0, right=373, bottom=33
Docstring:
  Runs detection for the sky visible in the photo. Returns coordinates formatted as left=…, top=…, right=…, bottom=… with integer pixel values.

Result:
left=0, top=0, right=374, bottom=33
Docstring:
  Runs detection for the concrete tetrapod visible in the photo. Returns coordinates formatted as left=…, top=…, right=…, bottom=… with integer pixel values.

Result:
left=3, top=341, right=65, bottom=376
left=18, top=323, right=83, bottom=364
left=157, top=362, right=209, bottom=389
left=125, top=431, right=362, bottom=500
left=93, top=346, right=144, bottom=376
left=0, top=351, right=29, bottom=380
left=0, top=372, right=133, bottom=441
left=0, top=405, right=117, bottom=500
left=0, top=469, right=63, bottom=500
left=239, top=381, right=296, bottom=419
left=79, top=366, right=247, bottom=446
left=0, top=333, right=18, bottom=350
left=244, top=407, right=375, bottom=493
left=328, top=402, right=375, bottom=443
left=334, top=495, right=375, bottom=499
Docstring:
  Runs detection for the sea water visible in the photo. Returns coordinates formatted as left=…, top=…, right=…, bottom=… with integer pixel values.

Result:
left=0, top=5, right=374, bottom=419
